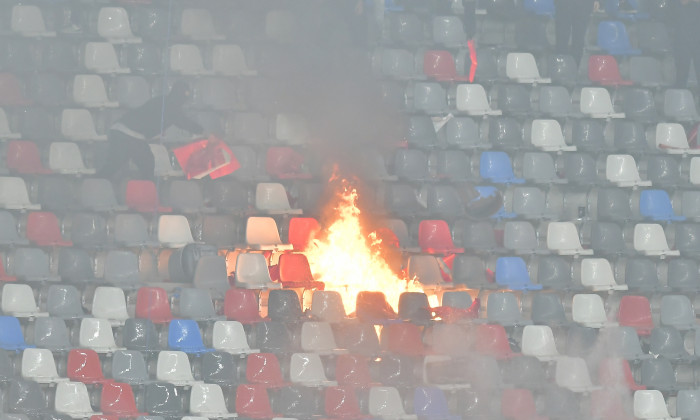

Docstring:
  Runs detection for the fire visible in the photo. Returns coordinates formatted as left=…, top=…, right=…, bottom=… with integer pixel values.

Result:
left=302, top=180, right=421, bottom=315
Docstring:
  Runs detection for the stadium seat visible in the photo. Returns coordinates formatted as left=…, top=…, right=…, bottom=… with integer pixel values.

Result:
left=521, top=325, right=562, bottom=361
left=97, top=7, right=142, bottom=43
left=156, top=350, right=199, bottom=386
left=60, top=109, right=107, bottom=141
left=588, top=55, right=633, bottom=86
left=605, top=154, right=651, bottom=187
left=368, top=386, right=416, bottom=419
left=555, top=356, right=599, bottom=392
left=528, top=119, right=576, bottom=152
left=223, top=288, right=263, bottom=324
left=597, top=21, right=642, bottom=55
left=572, top=294, right=617, bottom=328
left=660, top=294, right=697, bottom=330
left=100, top=382, right=147, bottom=417
left=506, top=52, right=550, bottom=84
left=650, top=326, right=693, bottom=361
left=579, top=86, right=625, bottom=118
left=180, top=8, right=223, bottom=40
left=46, top=284, right=85, bottom=319
left=0, top=108, right=20, bottom=139
left=157, top=214, right=194, bottom=247
left=212, top=320, right=258, bottom=354
left=479, top=151, right=525, bottom=184
left=72, top=75, right=118, bottom=108
left=289, top=352, right=336, bottom=386
left=423, top=50, right=470, bottom=82
left=169, top=44, right=211, bottom=75
left=55, top=381, right=100, bottom=418
left=200, top=351, right=242, bottom=386
left=546, top=222, right=593, bottom=256
left=486, top=292, right=531, bottom=327
left=122, top=318, right=161, bottom=353
left=135, top=287, right=173, bottom=324
left=10, top=5, right=55, bottom=38
left=432, top=15, right=468, bottom=47
left=1, top=283, right=47, bottom=318
left=233, top=252, right=281, bottom=290
left=410, top=82, right=448, bottom=115
left=48, top=142, right=95, bottom=175
left=309, top=290, right=346, bottom=323
left=66, top=349, right=110, bottom=385
left=244, top=217, right=293, bottom=251
left=6, top=141, right=51, bottom=175
left=637, top=189, right=684, bottom=221
left=144, top=382, right=185, bottom=418
left=212, top=44, right=256, bottom=76
left=235, top=384, right=276, bottom=419
left=651, top=122, right=699, bottom=154
left=454, top=84, right=502, bottom=115
left=79, top=318, right=123, bottom=353
left=633, top=223, right=679, bottom=257
left=168, top=319, right=212, bottom=354
left=663, top=88, right=700, bottom=122
left=83, top=42, right=129, bottom=74
left=495, top=256, right=543, bottom=290
left=580, top=258, right=628, bottom=292
left=189, top=383, right=236, bottom=418
left=622, top=87, right=659, bottom=122
left=21, top=348, right=65, bottom=384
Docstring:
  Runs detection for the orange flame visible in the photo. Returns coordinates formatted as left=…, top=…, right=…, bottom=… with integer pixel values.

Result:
left=302, top=181, right=420, bottom=315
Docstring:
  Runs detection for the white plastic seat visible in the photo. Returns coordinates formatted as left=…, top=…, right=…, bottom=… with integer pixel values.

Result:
left=605, top=154, right=652, bottom=187
left=633, top=390, right=680, bottom=420
left=289, top=352, right=337, bottom=386
left=150, top=144, right=183, bottom=177
left=579, top=87, right=625, bottom=118
left=454, top=84, right=502, bottom=116
left=48, top=142, right=96, bottom=175
left=580, top=258, right=628, bottom=292
left=60, top=109, right=107, bottom=141
left=169, top=44, right=212, bottom=75
left=506, top=53, right=551, bottom=84
left=212, top=44, right=257, bottom=76
left=546, top=222, right=593, bottom=256
left=83, top=42, right=129, bottom=74
left=189, top=383, right=237, bottom=418
left=572, top=293, right=618, bottom=328
left=369, top=386, right=418, bottom=420
left=653, top=123, right=700, bottom=155
left=555, top=356, right=600, bottom=393
left=72, top=75, right=118, bottom=108
left=0, top=108, right=20, bottom=139
left=55, top=381, right=101, bottom=418
left=157, top=214, right=195, bottom=248
left=529, top=119, right=575, bottom=152
left=233, top=252, right=281, bottom=289
left=0, top=177, right=40, bottom=210
left=300, top=321, right=346, bottom=355
left=1, top=283, right=47, bottom=318
left=21, top=348, right=67, bottom=383
left=244, top=216, right=293, bottom=251
left=690, top=157, right=700, bottom=185
left=156, top=350, right=200, bottom=386
left=255, top=183, right=303, bottom=215
left=180, top=8, right=224, bottom=40
left=212, top=320, right=259, bottom=354
left=91, top=287, right=129, bottom=326
left=11, top=5, right=56, bottom=37
left=79, top=317, right=124, bottom=353
left=521, top=325, right=562, bottom=361
left=97, top=7, right=141, bottom=43
left=274, top=113, right=309, bottom=144
left=633, top=223, right=680, bottom=257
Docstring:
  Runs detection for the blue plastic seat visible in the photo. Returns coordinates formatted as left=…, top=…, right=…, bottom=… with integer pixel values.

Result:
left=167, top=319, right=213, bottom=354
left=0, top=316, right=33, bottom=351
left=479, top=151, right=525, bottom=184
left=639, top=189, right=685, bottom=222
left=413, top=387, right=461, bottom=420
left=495, top=256, right=543, bottom=291
left=597, top=21, right=642, bottom=55
left=474, top=186, right=515, bottom=219
left=523, top=0, right=555, bottom=16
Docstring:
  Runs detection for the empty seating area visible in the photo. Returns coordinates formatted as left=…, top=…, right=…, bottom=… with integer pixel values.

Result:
left=0, top=0, right=700, bottom=419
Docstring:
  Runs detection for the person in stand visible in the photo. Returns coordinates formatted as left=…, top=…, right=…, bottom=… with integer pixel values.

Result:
left=670, top=0, right=700, bottom=88
left=554, top=0, right=600, bottom=65
left=98, top=81, right=204, bottom=180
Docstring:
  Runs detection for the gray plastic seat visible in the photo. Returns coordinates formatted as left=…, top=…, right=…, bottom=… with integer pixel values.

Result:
left=33, top=317, right=72, bottom=352
left=624, top=257, right=661, bottom=291
left=565, top=325, right=599, bottom=358
left=123, top=318, right=161, bottom=353
left=205, top=178, right=251, bottom=212
left=679, top=191, right=700, bottom=220
left=567, top=119, right=606, bottom=151
left=622, top=87, right=659, bottom=122
left=0, top=210, right=27, bottom=245
left=125, top=43, right=163, bottom=75
left=114, top=213, right=155, bottom=247
left=144, top=382, right=186, bottom=417
left=41, top=39, right=79, bottom=73
left=473, top=47, right=500, bottom=83
left=79, top=178, right=125, bottom=212
left=673, top=223, right=700, bottom=255
left=12, top=247, right=59, bottom=282
left=486, top=292, right=531, bottom=327
left=384, top=183, right=426, bottom=217
left=640, top=357, right=678, bottom=392
left=519, top=152, right=563, bottom=184
left=660, top=294, right=697, bottom=330
left=111, top=350, right=149, bottom=385
left=667, top=258, right=700, bottom=291
left=453, top=219, right=498, bottom=251
left=537, top=85, right=573, bottom=117
left=556, top=152, right=597, bottom=185
left=200, top=351, right=242, bottom=386
left=646, top=155, right=683, bottom=187
left=441, top=291, right=472, bottom=309
left=531, top=293, right=568, bottom=326
left=393, top=148, right=430, bottom=181
left=508, top=186, right=552, bottom=219
left=113, top=75, right=150, bottom=108
left=636, top=20, right=672, bottom=54
left=28, top=73, right=67, bottom=107
left=267, top=289, right=302, bottom=322
left=271, top=385, right=323, bottom=418
left=494, top=84, right=532, bottom=116
left=37, top=176, right=79, bottom=211
left=388, top=13, right=425, bottom=46
left=663, top=88, right=700, bottom=122
left=410, top=82, right=448, bottom=115
left=372, top=354, right=419, bottom=387
left=435, top=150, right=473, bottom=181
left=502, top=355, right=547, bottom=389
left=161, top=180, right=207, bottom=214
left=629, top=56, right=666, bottom=87
left=602, top=326, right=650, bottom=361
left=178, top=288, right=218, bottom=321
left=200, top=214, right=240, bottom=248
left=332, top=321, right=380, bottom=356
left=47, top=285, right=85, bottom=319
left=226, top=112, right=267, bottom=143
left=503, top=221, right=541, bottom=253
left=443, top=117, right=484, bottom=148
left=609, top=119, right=648, bottom=152
left=406, top=114, right=439, bottom=148
left=6, top=380, right=47, bottom=416
left=466, top=355, right=503, bottom=390
left=592, top=187, right=632, bottom=222
left=589, top=222, right=626, bottom=255
left=253, top=321, right=295, bottom=354
left=545, top=54, right=578, bottom=86
left=534, top=255, right=575, bottom=290
left=376, top=48, right=417, bottom=80
left=192, top=255, right=230, bottom=293
left=676, top=389, right=700, bottom=420
left=485, top=116, right=523, bottom=149
left=452, top=254, right=494, bottom=289
left=192, top=77, right=240, bottom=111
left=541, top=385, right=580, bottom=419
left=0, top=350, right=15, bottom=382
left=19, top=107, right=55, bottom=141
left=57, top=247, right=95, bottom=284
left=432, top=15, right=468, bottom=47
left=103, top=249, right=140, bottom=286
left=69, top=212, right=109, bottom=247
left=425, top=185, right=465, bottom=218
left=649, top=326, right=692, bottom=361
left=398, top=292, right=431, bottom=324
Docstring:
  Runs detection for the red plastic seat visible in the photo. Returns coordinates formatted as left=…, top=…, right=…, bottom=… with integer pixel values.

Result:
left=588, top=55, right=633, bottom=86
left=617, top=295, right=654, bottom=336
left=67, top=349, right=112, bottom=384
left=418, top=220, right=464, bottom=255
left=100, top=382, right=147, bottom=417
left=474, top=324, right=516, bottom=359
left=6, top=140, right=51, bottom=175
left=265, top=147, right=312, bottom=179
left=224, top=288, right=264, bottom=324
left=501, top=388, right=546, bottom=420
left=380, top=322, right=426, bottom=356
left=125, top=180, right=171, bottom=213
left=135, top=287, right=173, bottom=324
left=245, top=352, right=285, bottom=387
left=325, top=386, right=364, bottom=420
left=334, top=354, right=373, bottom=386
left=278, top=253, right=324, bottom=289
left=287, top=217, right=320, bottom=251
left=598, top=357, right=645, bottom=391
left=423, top=50, right=471, bottom=82
left=0, top=73, right=31, bottom=106
left=25, top=211, right=72, bottom=247
left=590, top=389, right=636, bottom=420
left=235, top=384, right=277, bottom=419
